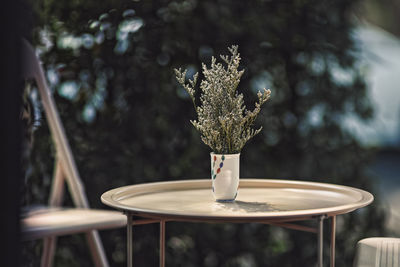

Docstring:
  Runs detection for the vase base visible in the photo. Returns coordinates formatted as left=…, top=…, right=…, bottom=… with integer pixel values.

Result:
left=215, top=198, right=236, bottom=203
left=215, top=192, right=238, bottom=203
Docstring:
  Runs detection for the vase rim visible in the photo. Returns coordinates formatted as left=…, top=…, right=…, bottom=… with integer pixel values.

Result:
left=210, top=152, right=240, bottom=157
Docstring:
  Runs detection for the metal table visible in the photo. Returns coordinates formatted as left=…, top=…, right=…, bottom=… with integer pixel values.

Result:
left=101, top=179, right=373, bottom=267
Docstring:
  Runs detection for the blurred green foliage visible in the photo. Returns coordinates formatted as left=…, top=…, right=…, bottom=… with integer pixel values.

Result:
left=22, top=0, right=387, bottom=266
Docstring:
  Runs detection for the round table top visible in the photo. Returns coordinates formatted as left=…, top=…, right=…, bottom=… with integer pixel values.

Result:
left=101, top=179, right=374, bottom=222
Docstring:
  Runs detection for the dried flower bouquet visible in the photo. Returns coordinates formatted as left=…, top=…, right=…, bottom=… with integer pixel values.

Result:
left=175, top=45, right=271, bottom=154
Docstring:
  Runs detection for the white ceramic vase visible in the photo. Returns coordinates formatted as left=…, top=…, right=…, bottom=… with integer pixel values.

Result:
left=210, top=152, right=240, bottom=202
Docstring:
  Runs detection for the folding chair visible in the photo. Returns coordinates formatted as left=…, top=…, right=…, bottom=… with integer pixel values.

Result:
left=20, top=38, right=126, bottom=267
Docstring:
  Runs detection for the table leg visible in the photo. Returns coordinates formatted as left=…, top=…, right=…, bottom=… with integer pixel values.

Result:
left=330, top=216, right=336, bottom=267
left=160, top=220, right=166, bottom=267
left=318, top=216, right=325, bottom=267
left=127, top=214, right=133, bottom=267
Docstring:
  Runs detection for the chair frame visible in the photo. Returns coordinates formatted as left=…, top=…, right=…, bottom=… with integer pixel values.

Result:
left=22, top=38, right=116, bottom=267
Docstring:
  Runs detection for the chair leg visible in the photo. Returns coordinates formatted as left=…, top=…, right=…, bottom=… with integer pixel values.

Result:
left=41, top=237, right=57, bottom=267
left=85, top=230, right=110, bottom=267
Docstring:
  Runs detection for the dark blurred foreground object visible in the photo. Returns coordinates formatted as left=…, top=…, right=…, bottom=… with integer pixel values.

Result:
left=0, top=0, right=22, bottom=266
left=20, top=39, right=126, bottom=267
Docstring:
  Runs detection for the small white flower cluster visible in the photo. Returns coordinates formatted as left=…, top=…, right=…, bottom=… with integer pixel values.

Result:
left=175, top=45, right=271, bottom=154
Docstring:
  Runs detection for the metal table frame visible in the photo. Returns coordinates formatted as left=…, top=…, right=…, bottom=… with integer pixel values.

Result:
left=124, top=212, right=336, bottom=267
left=102, top=179, right=373, bottom=267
